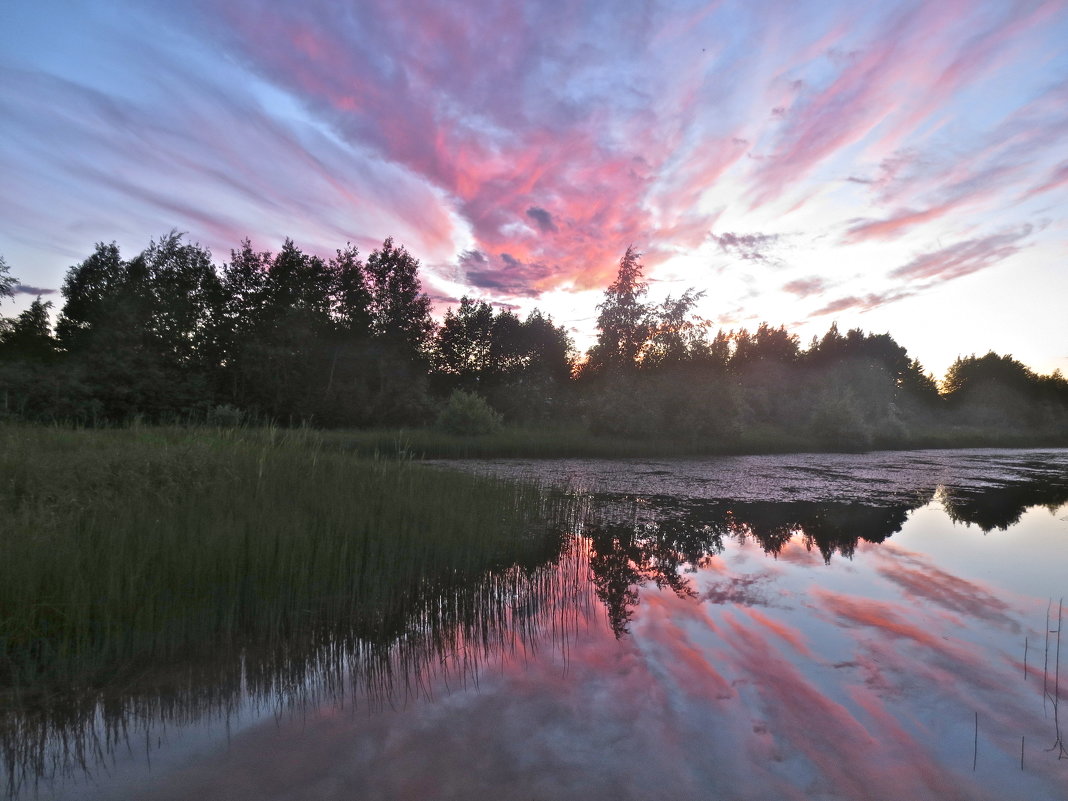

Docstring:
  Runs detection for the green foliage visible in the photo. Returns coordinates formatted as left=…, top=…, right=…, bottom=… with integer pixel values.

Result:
left=809, top=388, right=873, bottom=451
left=0, top=425, right=557, bottom=687
left=4, top=237, right=1065, bottom=451
left=585, top=371, right=742, bottom=442
left=432, top=298, right=574, bottom=421
left=436, top=389, right=503, bottom=435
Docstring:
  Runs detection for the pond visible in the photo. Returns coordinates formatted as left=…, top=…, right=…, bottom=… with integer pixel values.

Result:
left=6, top=449, right=1068, bottom=800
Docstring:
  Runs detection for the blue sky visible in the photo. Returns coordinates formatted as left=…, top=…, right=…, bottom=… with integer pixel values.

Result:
left=2, top=0, right=1066, bottom=376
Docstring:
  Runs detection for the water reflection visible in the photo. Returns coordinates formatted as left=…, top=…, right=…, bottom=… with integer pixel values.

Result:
left=940, top=482, right=1068, bottom=531
left=1, top=528, right=595, bottom=798
left=578, top=463, right=1068, bottom=637
left=4, top=452, right=1068, bottom=799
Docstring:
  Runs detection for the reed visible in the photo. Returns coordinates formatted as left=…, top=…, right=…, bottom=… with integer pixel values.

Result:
left=0, top=423, right=570, bottom=691
left=315, top=422, right=1068, bottom=461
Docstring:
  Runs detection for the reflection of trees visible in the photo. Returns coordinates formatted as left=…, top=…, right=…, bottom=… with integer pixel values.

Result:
left=583, top=475, right=1067, bottom=635
left=586, top=517, right=695, bottom=636
left=939, top=482, right=1068, bottom=532
left=727, top=500, right=919, bottom=561
left=584, top=498, right=728, bottom=636
left=583, top=495, right=917, bottom=636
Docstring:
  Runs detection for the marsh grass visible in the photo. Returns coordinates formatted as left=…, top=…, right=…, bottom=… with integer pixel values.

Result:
left=1, top=533, right=595, bottom=797
left=0, top=423, right=571, bottom=692
left=323, top=421, right=1068, bottom=460
left=324, top=424, right=814, bottom=459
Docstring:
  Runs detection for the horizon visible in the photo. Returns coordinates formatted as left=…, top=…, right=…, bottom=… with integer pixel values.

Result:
left=2, top=0, right=1066, bottom=378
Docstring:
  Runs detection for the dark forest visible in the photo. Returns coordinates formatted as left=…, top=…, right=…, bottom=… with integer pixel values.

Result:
left=1, top=236, right=1065, bottom=450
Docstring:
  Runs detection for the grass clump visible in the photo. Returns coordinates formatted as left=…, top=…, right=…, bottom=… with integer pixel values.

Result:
left=0, top=424, right=559, bottom=690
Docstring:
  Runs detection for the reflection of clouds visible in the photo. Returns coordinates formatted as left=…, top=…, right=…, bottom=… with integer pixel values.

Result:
left=867, top=544, right=1020, bottom=631
left=701, top=569, right=781, bottom=607
left=773, top=536, right=829, bottom=566
left=815, top=589, right=945, bottom=649
left=741, top=607, right=812, bottom=659
left=75, top=506, right=1068, bottom=801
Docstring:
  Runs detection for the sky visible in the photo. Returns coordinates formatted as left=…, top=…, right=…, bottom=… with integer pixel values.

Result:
left=1, top=0, right=1067, bottom=378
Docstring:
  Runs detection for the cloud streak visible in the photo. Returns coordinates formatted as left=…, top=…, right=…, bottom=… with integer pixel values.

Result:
left=710, top=231, right=784, bottom=265
left=890, top=226, right=1032, bottom=282
left=13, top=285, right=57, bottom=296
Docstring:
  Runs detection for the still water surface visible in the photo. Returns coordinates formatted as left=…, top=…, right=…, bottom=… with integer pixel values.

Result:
left=9, top=449, right=1068, bottom=800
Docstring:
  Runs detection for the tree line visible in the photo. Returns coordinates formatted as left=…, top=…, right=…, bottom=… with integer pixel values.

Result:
left=1, top=238, right=1066, bottom=446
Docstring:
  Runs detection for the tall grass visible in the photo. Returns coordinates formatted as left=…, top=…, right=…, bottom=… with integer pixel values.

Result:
left=0, top=424, right=568, bottom=691
left=323, top=424, right=816, bottom=459
left=323, top=422, right=1068, bottom=460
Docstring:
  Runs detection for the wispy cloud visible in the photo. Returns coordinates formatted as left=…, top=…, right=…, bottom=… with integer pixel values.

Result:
left=811, top=289, right=914, bottom=317
left=13, top=285, right=56, bottom=296
left=843, top=204, right=955, bottom=243
left=710, top=231, right=784, bottom=265
left=1022, top=160, right=1068, bottom=200
left=781, top=276, right=828, bottom=298
left=889, top=225, right=1032, bottom=283
left=2, top=0, right=1067, bottom=372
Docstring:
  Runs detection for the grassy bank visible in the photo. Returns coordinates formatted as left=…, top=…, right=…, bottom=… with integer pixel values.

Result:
left=0, top=424, right=569, bottom=691
left=326, top=423, right=1068, bottom=460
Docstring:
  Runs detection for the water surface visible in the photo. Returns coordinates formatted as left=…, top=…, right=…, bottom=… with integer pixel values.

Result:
left=8, top=449, right=1068, bottom=800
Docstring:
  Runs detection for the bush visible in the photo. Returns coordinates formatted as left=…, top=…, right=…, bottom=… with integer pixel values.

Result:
left=809, top=388, right=873, bottom=451
left=207, top=404, right=245, bottom=427
left=436, top=389, right=503, bottom=435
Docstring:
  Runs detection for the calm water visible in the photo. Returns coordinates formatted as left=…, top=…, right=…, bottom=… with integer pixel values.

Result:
left=7, top=449, right=1068, bottom=801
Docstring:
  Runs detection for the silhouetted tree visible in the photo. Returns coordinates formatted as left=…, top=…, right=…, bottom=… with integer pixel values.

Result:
left=941, top=351, right=1043, bottom=429
left=366, top=237, right=435, bottom=363
left=434, top=297, right=495, bottom=387
left=942, top=352, right=1036, bottom=401
left=56, top=242, right=147, bottom=353
left=515, top=309, right=574, bottom=384
left=586, top=246, right=651, bottom=374
left=0, top=297, right=55, bottom=361
left=141, top=232, right=223, bottom=371
left=432, top=299, right=575, bottom=423
left=643, top=289, right=708, bottom=369
left=0, top=255, right=14, bottom=301
left=329, top=243, right=372, bottom=337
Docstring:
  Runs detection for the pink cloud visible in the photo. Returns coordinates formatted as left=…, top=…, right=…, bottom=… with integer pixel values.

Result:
left=781, top=276, right=827, bottom=298
left=811, top=288, right=913, bottom=316
left=1023, top=160, right=1068, bottom=200
left=741, top=607, right=813, bottom=658
left=843, top=203, right=955, bottom=243
left=890, top=225, right=1032, bottom=282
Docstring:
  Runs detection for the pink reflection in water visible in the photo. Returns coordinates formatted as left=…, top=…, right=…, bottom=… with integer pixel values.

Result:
left=62, top=504, right=1068, bottom=801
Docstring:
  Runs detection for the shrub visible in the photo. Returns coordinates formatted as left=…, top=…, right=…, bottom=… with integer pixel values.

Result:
left=207, top=404, right=245, bottom=427
left=809, top=388, right=873, bottom=451
left=436, top=389, right=503, bottom=435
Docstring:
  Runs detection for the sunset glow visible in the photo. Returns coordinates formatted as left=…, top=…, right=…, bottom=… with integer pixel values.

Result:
left=2, top=0, right=1066, bottom=376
